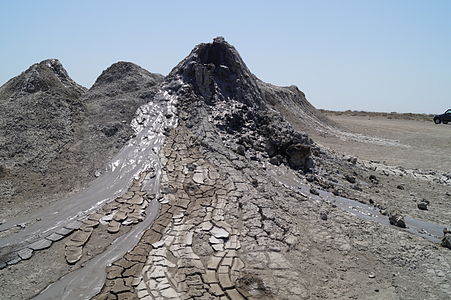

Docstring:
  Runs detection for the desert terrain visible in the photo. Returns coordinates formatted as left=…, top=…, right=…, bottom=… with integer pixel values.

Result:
left=315, top=110, right=451, bottom=172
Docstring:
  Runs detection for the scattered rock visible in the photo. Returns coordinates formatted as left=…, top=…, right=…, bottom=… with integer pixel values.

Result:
left=235, top=145, right=246, bottom=156
left=101, top=125, right=119, bottom=137
left=352, top=184, right=362, bottom=191
left=417, top=201, right=429, bottom=210
left=345, top=175, right=356, bottom=184
left=0, top=165, right=5, bottom=178
left=369, top=174, right=379, bottom=183
left=389, top=213, right=406, bottom=228
left=441, top=228, right=451, bottom=250
left=269, top=154, right=283, bottom=166
left=306, top=174, right=316, bottom=182
left=417, top=199, right=429, bottom=210
left=310, top=187, right=319, bottom=196
left=285, top=144, right=312, bottom=170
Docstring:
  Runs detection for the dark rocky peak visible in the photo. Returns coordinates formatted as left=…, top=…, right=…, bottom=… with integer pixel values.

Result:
left=89, top=62, right=164, bottom=96
left=0, top=59, right=86, bottom=99
left=42, top=59, right=74, bottom=84
left=168, top=37, right=263, bottom=107
left=166, top=38, right=314, bottom=172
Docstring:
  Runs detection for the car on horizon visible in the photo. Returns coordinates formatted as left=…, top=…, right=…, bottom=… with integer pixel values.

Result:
left=433, top=109, right=451, bottom=124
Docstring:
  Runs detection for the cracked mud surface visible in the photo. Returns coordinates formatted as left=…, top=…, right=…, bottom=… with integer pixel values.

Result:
left=0, top=38, right=450, bottom=300
left=93, top=111, right=451, bottom=299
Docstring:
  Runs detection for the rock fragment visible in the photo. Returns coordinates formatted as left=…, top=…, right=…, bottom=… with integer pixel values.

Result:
left=389, top=213, right=406, bottom=228
left=417, top=200, right=429, bottom=210
left=345, top=175, right=356, bottom=184
left=442, top=228, right=451, bottom=250
left=310, top=187, right=319, bottom=196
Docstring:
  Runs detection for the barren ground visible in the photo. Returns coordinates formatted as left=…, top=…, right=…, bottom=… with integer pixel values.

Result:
left=310, top=113, right=451, bottom=172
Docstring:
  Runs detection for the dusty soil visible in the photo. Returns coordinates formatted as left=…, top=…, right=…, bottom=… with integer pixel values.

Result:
left=320, top=109, right=435, bottom=122
left=310, top=114, right=451, bottom=172
left=300, top=113, right=451, bottom=227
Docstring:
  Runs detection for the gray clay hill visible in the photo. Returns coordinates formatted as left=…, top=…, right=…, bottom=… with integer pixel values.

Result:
left=0, top=38, right=450, bottom=300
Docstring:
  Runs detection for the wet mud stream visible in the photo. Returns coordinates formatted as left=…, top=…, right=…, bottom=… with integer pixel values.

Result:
left=35, top=200, right=161, bottom=300
left=268, top=165, right=447, bottom=244
left=0, top=89, right=178, bottom=299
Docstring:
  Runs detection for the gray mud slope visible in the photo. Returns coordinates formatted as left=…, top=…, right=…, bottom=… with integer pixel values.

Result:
left=0, top=59, right=86, bottom=173
left=61, top=62, right=164, bottom=186
left=0, top=60, right=163, bottom=219
left=167, top=37, right=326, bottom=171
left=0, top=59, right=86, bottom=205
left=259, top=81, right=336, bottom=131
left=92, top=37, right=450, bottom=300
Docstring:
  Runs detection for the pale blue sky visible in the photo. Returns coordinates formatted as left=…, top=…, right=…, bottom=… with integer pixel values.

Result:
left=1, top=0, right=450, bottom=113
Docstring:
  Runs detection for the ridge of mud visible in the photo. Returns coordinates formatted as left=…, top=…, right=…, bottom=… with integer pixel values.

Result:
left=89, top=61, right=163, bottom=96
left=165, top=37, right=321, bottom=171
left=0, top=60, right=164, bottom=221
left=0, top=59, right=86, bottom=98
left=0, top=59, right=86, bottom=174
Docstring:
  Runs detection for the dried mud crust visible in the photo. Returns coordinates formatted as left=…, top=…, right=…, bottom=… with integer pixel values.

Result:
left=94, top=118, right=450, bottom=299
left=0, top=172, right=157, bottom=299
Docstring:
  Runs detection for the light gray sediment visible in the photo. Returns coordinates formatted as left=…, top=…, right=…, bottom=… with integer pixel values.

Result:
left=268, top=164, right=447, bottom=243
left=34, top=200, right=160, bottom=300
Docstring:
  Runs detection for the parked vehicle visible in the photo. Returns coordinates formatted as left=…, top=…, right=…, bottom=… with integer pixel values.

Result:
left=433, top=109, right=451, bottom=124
